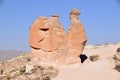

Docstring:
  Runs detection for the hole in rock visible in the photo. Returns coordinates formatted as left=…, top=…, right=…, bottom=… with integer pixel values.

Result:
left=40, top=28, right=49, bottom=31
left=79, top=54, right=88, bottom=63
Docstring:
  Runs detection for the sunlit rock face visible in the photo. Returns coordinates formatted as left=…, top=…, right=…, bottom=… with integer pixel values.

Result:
left=49, top=14, right=66, bottom=51
left=29, top=16, right=57, bottom=52
left=65, top=8, right=87, bottom=64
left=28, top=8, right=87, bottom=65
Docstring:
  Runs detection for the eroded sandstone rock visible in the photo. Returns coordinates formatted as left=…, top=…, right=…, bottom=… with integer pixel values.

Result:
left=29, top=16, right=58, bottom=52
left=49, top=14, right=66, bottom=51
left=29, top=8, right=87, bottom=65
left=29, top=15, right=66, bottom=64
left=65, top=8, right=87, bottom=64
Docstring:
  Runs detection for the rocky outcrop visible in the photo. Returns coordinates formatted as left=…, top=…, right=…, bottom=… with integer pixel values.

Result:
left=29, top=8, right=87, bottom=65
left=0, top=54, right=58, bottom=80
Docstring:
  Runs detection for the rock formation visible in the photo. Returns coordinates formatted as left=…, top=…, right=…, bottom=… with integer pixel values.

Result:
left=29, top=8, right=87, bottom=65
left=0, top=54, right=58, bottom=80
left=49, top=14, right=66, bottom=52
left=29, top=15, right=66, bottom=64
left=65, top=8, right=87, bottom=64
left=29, top=16, right=56, bottom=52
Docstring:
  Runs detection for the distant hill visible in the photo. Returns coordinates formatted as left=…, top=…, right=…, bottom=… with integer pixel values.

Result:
left=0, top=50, right=26, bottom=61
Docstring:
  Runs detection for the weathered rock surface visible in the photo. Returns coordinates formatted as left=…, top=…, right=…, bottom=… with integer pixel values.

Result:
left=65, top=8, right=87, bottom=64
left=29, top=8, right=87, bottom=65
left=29, top=15, right=66, bottom=64
left=49, top=14, right=66, bottom=51
left=29, top=16, right=56, bottom=52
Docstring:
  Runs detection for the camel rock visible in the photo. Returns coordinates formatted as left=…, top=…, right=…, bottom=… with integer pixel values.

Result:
left=29, top=8, right=87, bottom=65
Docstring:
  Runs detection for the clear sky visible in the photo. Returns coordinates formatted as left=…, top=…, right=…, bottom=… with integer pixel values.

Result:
left=0, top=0, right=120, bottom=51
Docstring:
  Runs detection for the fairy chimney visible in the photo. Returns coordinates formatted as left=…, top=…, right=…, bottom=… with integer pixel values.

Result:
left=49, top=14, right=66, bottom=51
left=65, top=8, right=87, bottom=64
left=28, top=8, right=87, bottom=65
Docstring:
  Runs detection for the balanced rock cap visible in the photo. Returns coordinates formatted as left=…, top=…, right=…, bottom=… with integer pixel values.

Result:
left=51, top=14, right=59, bottom=17
left=37, top=16, right=47, bottom=20
left=70, top=8, right=80, bottom=15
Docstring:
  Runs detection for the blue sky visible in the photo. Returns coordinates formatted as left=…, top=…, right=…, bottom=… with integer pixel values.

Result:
left=0, top=0, right=120, bottom=51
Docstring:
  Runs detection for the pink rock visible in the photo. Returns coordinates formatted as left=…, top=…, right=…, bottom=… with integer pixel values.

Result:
left=29, top=8, right=87, bottom=65
left=29, top=16, right=57, bottom=52
left=49, top=14, right=66, bottom=52
left=29, top=15, right=66, bottom=64
left=65, top=8, right=87, bottom=64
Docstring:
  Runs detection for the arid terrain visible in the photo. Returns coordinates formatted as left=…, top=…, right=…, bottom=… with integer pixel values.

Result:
left=0, top=51, right=25, bottom=61
left=53, top=42, right=120, bottom=80
left=0, top=42, right=120, bottom=80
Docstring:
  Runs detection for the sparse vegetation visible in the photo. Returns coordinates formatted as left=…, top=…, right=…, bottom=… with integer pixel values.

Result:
left=93, top=46, right=98, bottom=49
left=0, top=54, right=58, bottom=80
left=116, top=47, right=120, bottom=53
left=114, top=65, right=120, bottom=72
left=113, top=47, right=120, bottom=66
left=104, top=43, right=109, bottom=45
left=89, top=55, right=99, bottom=62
